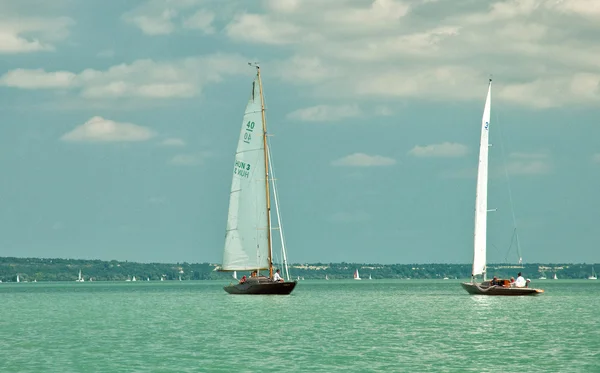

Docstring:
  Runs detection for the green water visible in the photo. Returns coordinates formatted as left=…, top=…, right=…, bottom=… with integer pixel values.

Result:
left=1, top=280, right=598, bottom=372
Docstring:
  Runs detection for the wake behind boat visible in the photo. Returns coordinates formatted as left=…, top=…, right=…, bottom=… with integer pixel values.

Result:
left=221, top=64, right=296, bottom=295
left=461, top=79, right=543, bottom=296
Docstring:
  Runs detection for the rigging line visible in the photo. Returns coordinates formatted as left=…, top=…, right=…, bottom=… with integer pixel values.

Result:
left=495, top=108, right=523, bottom=264
left=267, top=137, right=291, bottom=281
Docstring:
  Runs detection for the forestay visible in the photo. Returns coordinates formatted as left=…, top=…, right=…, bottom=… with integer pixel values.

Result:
left=472, top=81, right=491, bottom=278
left=222, top=76, right=269, bottom=271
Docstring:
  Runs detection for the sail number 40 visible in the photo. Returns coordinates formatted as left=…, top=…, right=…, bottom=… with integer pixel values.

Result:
left=243, top=121, right=255, bottom=144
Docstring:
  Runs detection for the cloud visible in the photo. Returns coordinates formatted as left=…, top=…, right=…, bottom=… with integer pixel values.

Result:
left=593, top=153, right=600, bottom=163
left=0, top=16, right=74, bottom=54
left=331, top=153, right=396, bottom=167
left=123, top=0, right=217, bottom=35
left=409, top=142, right=469, bottom=158
left=61, top=116, right=156, bottom=142
left=374, top=105, right=393, bottom=116
left=328, top=211, right=371, bottom=224
left=222, top=0, right=600, bottom=108
left=505, top=152, right=551, bottom=175
left=169, top=153, right=206, bottom=166
left=160, top=138, right=186, bottom=147
left=0, top=69, right=76, bottom=89
left=287, top=104, right=361, bottom=122
left=0, top=53, right=247, bottom=100
left=182, top=10, right=216, bottom=34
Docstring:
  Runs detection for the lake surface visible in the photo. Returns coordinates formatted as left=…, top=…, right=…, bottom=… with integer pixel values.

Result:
left=0, top=279, right=598, bottom=372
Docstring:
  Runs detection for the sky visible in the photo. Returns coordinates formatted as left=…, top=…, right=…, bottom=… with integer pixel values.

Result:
left=0, top=0, right=599, bottom=265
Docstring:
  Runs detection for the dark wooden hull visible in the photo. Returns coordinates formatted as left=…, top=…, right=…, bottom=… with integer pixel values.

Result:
left=461, top=282, right=544, bottom=296
left=224, top=280, right=297, bottom=295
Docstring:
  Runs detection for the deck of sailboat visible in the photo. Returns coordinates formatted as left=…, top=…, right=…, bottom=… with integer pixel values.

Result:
left=224, top=276, right=297, bottom=295
left=461, top=282, right=544, bottom=296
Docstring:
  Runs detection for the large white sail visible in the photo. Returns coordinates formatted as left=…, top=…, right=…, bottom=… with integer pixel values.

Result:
left=472, top=80, right=492, bottom=278
left=222, top=75, right=269, bottom=271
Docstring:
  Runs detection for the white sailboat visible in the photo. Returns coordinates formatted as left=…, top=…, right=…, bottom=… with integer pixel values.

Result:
left=354, top=269, right=361, bottom=280
left=589, top=267, right=597, bottom=280
left=325, top=274, right=329, bottom=280
left=16, top=274, right=20, bottom=283
left=369, top=273, right=372, bottom=280
left=461, top=79, right=543, bottom=296
left=553, top=273, right=558, bottom=280
left=221, top=64, right=296, bottom=295
left=76, top=269, right=84, bottom=282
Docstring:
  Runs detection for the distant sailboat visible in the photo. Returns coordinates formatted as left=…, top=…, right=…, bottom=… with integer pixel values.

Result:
left=369, top=273, right=372, bottom=280
left=16, top=274, right=20, bottom=283
left=232, top=271, right=237, bottom=280
left=325, top=274, right=329, bottom=280
left=76, top=269, right=84, bottom=282
left=132, top=276, right=137, bottom=282
left=588, top=266, right=597, bottom=280
left=220, top=64, right=297, bottom=295
left=354, top=269, right=361, bottom=280
left=460, top=79, right=543, bottom=296
left=553, top=273, right=558, bottom=280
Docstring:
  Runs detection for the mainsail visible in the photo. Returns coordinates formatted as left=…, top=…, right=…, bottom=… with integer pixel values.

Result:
left=472, top=80, right=492, bottom=278
left=222, top=75, right=269, bottom=271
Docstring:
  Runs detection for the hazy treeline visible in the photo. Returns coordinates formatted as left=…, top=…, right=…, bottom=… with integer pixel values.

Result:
left=0, top=257, right=596, bottom=282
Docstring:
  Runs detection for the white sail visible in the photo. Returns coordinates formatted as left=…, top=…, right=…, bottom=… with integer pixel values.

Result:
left=222, top=74, right=269, bottom=271
left=354, top=269, right=361, bottom=280
left=472, top=80, right=492, bottom=278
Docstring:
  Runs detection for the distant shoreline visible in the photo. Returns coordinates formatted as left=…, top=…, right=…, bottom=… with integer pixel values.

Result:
left=1, top=256, right=596, bottom=282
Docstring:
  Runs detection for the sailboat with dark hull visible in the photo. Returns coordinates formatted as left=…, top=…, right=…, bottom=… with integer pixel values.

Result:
left=221, top=64, right=297, bottom=295
left=460, top=79, right=543, bottom=296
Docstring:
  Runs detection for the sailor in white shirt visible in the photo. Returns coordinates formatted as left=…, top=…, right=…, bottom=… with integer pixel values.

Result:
left=273, top=269, right=283, bottom=282
left=515, top=272, right=526, bottom=287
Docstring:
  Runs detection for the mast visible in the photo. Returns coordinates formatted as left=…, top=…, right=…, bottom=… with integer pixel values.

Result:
left=255, top=65, right=273, bottom=279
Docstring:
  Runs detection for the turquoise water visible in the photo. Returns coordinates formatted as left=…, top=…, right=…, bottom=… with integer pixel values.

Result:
left=0, top=280, right=598, bottom=372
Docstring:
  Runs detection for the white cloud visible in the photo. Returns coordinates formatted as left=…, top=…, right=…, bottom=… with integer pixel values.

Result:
left=160, top=138, right=186, bottom=147
left=331, top=153, right=396, bottom=167
left=287, top=104, right=361, bottom=122
left=0, top=53, right=248, bottom=100
left=593, top=153, right=600, bottom=163
left=222, top=0, right=600, bottom=108
left=374, top=105, right=393, bottom=116
left=123, top=0, right=220, bottom=35
left=0, top=16, right=74, bottom=54
left=169, top=153, right=206, bottom=166
left=505, top=152, right=551, bottom=175
left=61, top=116, right=156, bottom=142
left=0, top=69, right=76, bottom=89
left=328, top=211, right=371, bottom=223
left=183, top=10, right=215, bottom=34
left=409, top=142, right=469, bottom=158
left=226, top=14, right=301, bottom=45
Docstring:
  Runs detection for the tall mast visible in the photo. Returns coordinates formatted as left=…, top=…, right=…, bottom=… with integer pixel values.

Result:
left=256, top=65, right=273, bottom=279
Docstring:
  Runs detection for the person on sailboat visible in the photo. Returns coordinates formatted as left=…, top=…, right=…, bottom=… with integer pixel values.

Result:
left=273, top=269, right=284, bottom=282
left=515, top=272, right=527, bottom=288
left=250, top=270, right=257, bottom=278
left=239, top=275, right=247, bottom=284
